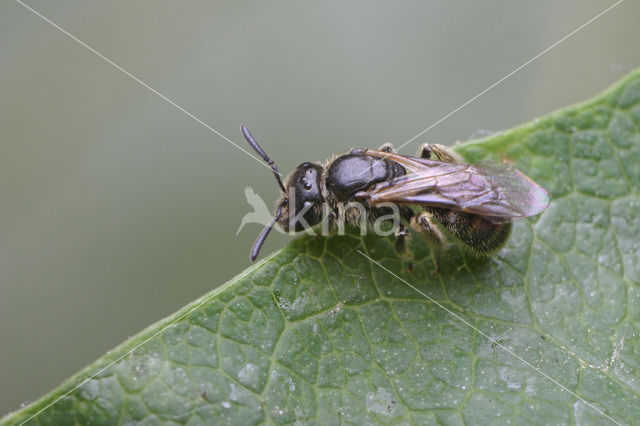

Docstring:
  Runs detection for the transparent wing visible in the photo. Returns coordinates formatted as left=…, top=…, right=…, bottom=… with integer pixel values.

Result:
left=358, top=150, right=550, bottom=222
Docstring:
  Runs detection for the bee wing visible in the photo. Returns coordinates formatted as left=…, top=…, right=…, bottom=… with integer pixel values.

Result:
left=363, top=150, right=435, bottom=173
left=360, top=150, right=550, bottom=222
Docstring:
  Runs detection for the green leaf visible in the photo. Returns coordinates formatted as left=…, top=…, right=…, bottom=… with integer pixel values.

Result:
left=4, top=69, right=640, bottom=426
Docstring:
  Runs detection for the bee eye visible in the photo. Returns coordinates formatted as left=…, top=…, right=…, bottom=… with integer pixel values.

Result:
left=304, top=182, right=312, bottom=190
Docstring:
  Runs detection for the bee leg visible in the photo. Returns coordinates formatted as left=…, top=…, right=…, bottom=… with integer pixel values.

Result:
left=397, top=205, right=416, bottom=261
left=322, top=209, right=338, bottom=233
left=394, top=224, right=410, bottom=255
left=419, top=143, right=464, bottom=164
left=379, top=143, right=395, bottom=153
left=410, top=211, right=447, bottom=273
left=410, top=211, right=447, bottom=247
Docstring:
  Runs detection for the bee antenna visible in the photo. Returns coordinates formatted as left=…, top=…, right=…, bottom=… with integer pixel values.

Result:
left=242, top=125, right=286, bottom=192
left=250, top=202, right=284, bottom=261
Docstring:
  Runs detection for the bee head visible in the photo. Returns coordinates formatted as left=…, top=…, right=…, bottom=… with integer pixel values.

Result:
left=242, top=126, right=325, bottom=261
left=282, top=162, right=324, bottom=232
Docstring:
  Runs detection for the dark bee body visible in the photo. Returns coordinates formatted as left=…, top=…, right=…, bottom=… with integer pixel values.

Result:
left=323, top=150, right=413, bottom=236
left=325, top=151, right=406, bottom=202
left=241, top=126, right=549, bottom=265
left=325, top=151, right=512, bottom=254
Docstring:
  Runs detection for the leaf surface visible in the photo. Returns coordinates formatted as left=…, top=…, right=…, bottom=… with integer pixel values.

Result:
left=4, top=70, right=640, bottom=425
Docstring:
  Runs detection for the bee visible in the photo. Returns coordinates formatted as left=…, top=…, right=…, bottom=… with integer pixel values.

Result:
left=241, top=126, right=549, bottom=269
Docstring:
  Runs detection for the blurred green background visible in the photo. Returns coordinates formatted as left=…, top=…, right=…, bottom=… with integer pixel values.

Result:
left=1, top=0, right=639, bottom=416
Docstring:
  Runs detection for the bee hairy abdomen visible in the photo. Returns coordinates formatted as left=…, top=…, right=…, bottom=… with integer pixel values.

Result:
left=430, top=208, right=512, bottom=254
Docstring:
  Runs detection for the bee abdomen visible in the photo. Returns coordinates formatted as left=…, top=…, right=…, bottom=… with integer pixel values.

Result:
left=460, top=219, right=512, bottom=254
left=432, top=209, right=512, bottom=254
